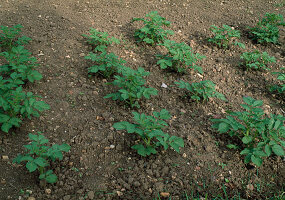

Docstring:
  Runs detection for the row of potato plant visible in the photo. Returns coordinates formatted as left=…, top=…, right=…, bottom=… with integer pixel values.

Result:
left=0, top=24, right=70, bottom=184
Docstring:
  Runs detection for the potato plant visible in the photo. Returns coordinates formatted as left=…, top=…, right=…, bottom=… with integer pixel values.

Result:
left=208, top=24, right=245, bottom=49
left=250, top=13, right=285, bottom=44
left=13, top=133, right=71, bottom=183
left=211, top=96, right=285, bottom=167
left=240, top=50, right=276, bottom=71
left=156, top=40, right=205, bottom=74
left=132, top=11, right=174, bottom=46
left=113, top=109, right=184, bottom=156
left=270, top=67, right=285, bottom=93
left=175, top=80, right=227, bottom=103
left=104, top=67, right=157, bottom=108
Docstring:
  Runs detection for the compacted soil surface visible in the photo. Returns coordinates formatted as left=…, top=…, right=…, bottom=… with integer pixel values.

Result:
left=0, top=0, right=284, bottom=199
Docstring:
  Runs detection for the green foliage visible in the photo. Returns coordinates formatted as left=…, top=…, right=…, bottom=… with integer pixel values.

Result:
left=175, top=80, right=227, bottom=102
left=85, top=50, right=126, bottom=77
left=104, top=67, right=157, bottom=108
left=211, top=96, right=285, bottom=167
left=250, top=13, right=285, bottom=44
left=13, top=133, right=71, bottom=183
left=240, top=50, right=276, bottom=71
left=132, top=11, right=174, bottom=45
left=270, top=67, right=285, bottom=93
left=208, top=24, right=245, bottom=49
left=82, top=28, right=120, bottom=52
left=0, top=24, right=31, bottom=50
left=0, top=46, right=42, bottom=82
left=156, top=40, right=205, bottom=74
left=0, top=86, right=50, bottom=133
left=113, top=109, right=184, bottom=156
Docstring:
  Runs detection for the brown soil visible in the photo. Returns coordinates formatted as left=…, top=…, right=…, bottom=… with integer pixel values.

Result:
left=0, top=0, right=284, bottom=199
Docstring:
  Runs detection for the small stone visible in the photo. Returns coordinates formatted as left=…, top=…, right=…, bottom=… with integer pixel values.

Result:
left=160, top=192, right=170, bottom=198
left=28, top=197, right=36, bottom=200
left=110, top=145, right=115, bottom=149
left=63, top=195, right=71, bottom=200
left=87, top=191, right=95, bottom=199
left=133, top=181, right=141, bottom=187
left=161, top=83, right=168, bottom=88
left=2, top=155, right=9, bottom=160
left=116, top=191, right=123, bottom=196
left=79, top=53, right=85, bottom=57
left=1, top=179, right=6, bottom=184
left=45, top=189, right=51, bottom=194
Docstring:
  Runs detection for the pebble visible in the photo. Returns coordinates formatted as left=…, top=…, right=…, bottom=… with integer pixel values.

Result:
left=87, top=191, right=95, bottom=199
left=63, top=195, right=71, bottom=200
left=45, top=189, right=51, bottom=194
left=2, top=155, right=9, bottom=160
left=27, top=197, right=36, bottom=200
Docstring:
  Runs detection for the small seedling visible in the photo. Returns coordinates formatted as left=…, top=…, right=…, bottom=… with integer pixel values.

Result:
left=13, top=133, right=71, bottom=183
left=156, top=40, right=205, bottom=74
left=85, top=50, right=126, bottom=77
left=211, top=96, right=285, bottom=167
left=113, top=109, right=184, bottom=156
left=0, top=24, right=31, bottom=50
left=132, top=11, right=174, bottom=46
left=240, top=50, right=276, bottom=71
left=82, top=28, right=120, bottom=52
left=208, top=24, right=245, bottom=49
left=104, top=67, right=157, bottom=108
left=175, top=80, right=227, bottom=103
left=270, top=67, right=285, bottom=94
left=250, top=13, right=285, bottom=44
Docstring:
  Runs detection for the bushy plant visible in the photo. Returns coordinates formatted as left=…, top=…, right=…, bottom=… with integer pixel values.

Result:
left=85, top=50, right=126, bottom=77
left=132, top=11, right=174, bottom=46
left=104, top=67, right=157, bottom=108
left=156, top=40, right=205, bottom=74
left=82, top=28, right=120, bottom=52
left=0, top=24, right=31, bottom=50
left=250, top=13, right=285, bottom=44
left=113, top=109, right=184, bottom=156
left=270, top=67, right=285, bottom=93
left=240, top=50, right=276, bottom=71
left=175, top=80, right=227, bottom=102
left=208, top=24, right=245, bottom=49
left=0, top=45, right=42, bottom=82
left=13, top=133, right=71, bottom=183
left=211, top=96, right=285, bottom=167
left=0, top=86, right=50, bottom=133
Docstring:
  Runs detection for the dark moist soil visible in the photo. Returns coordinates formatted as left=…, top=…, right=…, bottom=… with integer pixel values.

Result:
left=0, top=0, right=284, bottom=199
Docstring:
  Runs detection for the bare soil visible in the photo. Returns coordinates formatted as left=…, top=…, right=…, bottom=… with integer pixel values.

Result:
left=0, top=0, right=284, bottom=199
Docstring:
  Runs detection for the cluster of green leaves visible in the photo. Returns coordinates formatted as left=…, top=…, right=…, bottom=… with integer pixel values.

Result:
left=250, top=13, right=285, bottom=44
left=175, top=80, right=227, bottom=103
left=104, top=67, right=157, bottom=108
left=85, top=51, right=126, bottom=78
left=132, top=11, right=174, bottom=46
left=113, top=109, right=184, bottom=156
left=0, top=25, right=49, bottom=133
left=208, top=24, right=245, bottom=49
left=156, top=40, right=205, bottom=74
left=0, top=46, right=43, bottom=82
left=82, top=28, right=120, bottom=52
left=240, top=50, right=276, bottom=71
left=0, top=24, right=31, bottom=50
left=13, top=133, right=71, bottom=183
left=270, top=67, right=285, bottom=93
left=211, top=96, right=285, bottom=167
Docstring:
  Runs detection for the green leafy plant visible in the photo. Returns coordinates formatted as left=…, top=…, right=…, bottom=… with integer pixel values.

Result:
left=208, top=24, right=245, bottom=49
left=156, top=40, right=205, bottom=74
left=211, top=96, right=285, bottom=167
left=85, top=50, right=126, bottom=77
left=0, top=86, right=50, bottom=133
left=0, top=46, right=42, bottom=82
left=270, top=67, right=285, bottom=93
left=13, top=133, right=71, bottom=183
left=132, top=11, right=174, bottom=46
left=175, top=80, right=227, bottom=103
left=113, top=109, right=184, bottom=156
left=0, top=24, right=31, bottom=50
left=240, top=50, right=276, bottom=71
left=104, top=67, right=157, bottom=108
left=82, top=28, right=120, bottom=52
left=250, top=13, right=285, bottom=44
